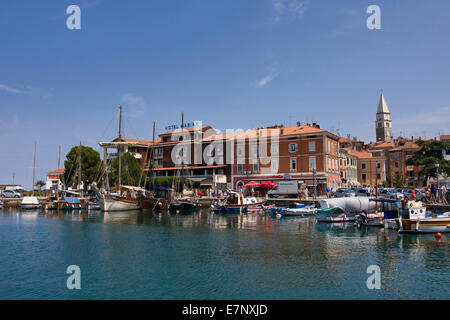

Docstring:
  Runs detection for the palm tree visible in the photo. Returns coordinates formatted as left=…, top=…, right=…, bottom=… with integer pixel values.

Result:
left=35, top=180, right=45, bottom=191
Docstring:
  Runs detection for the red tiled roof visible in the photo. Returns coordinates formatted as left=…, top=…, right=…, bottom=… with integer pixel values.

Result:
left=350, top=151, right=373, bottom=159
left=47, top=168, right=65, bottom=175
left=371, top=141, right=393, bottom=149
left=390, top=141, right=420, bottom=152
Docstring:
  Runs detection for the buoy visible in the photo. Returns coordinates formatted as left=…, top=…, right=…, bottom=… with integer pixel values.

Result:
left=384, top=235, right=390, bottom=241
left=435, top=233, right=442, bottom=240
left=301, top=214, right=304, bottom=218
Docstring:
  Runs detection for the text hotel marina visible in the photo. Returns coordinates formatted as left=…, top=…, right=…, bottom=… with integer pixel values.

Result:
left=98, top=93, right=425, bottom=193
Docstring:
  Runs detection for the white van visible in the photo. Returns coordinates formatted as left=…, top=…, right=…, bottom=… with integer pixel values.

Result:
left=268, top=181, right=299, bottom=198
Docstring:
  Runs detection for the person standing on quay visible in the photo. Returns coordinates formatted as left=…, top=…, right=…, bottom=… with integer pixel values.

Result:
left=440, top=184, right=448, bottom=205
left=431, top=184, right=437, bottom=202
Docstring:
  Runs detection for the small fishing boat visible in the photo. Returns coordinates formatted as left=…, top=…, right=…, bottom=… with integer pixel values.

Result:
left=399, top=203, right=450, bottom=233
left=315, top=207, right=357, bottom=223
left=212, top=192, right=253, bottom=214
left=21, top=196, right=41, bottom=210
left=262, top=204, right=276, bottom=213
left=56, top=196, right=88, bottom=210
left=170, top=197, right=199, bottom=211
left=139, top=186, right=171, bottom=211
left=281, top=203, right=317, bottom=216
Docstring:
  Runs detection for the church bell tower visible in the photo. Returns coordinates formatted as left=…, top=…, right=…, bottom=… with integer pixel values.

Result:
left=376, top=92, right=392, bottom=142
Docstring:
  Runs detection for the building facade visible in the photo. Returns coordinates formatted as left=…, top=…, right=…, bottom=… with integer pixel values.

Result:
left=352, top=151, right=386, bottom=187
left=229, top=122, right=341, bottom=195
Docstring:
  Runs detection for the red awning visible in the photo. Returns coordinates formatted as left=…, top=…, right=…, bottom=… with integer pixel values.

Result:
left=260, top=181, right=277, bottom=189
left=243, top=181, right=261, bottom=188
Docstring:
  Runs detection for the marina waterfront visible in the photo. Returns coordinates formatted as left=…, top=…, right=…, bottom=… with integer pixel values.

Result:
left=0, top=209, right=448, bottom=300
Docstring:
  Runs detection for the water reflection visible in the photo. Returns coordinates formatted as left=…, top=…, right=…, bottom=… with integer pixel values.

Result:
left=1, top=207, right=449, bottom=299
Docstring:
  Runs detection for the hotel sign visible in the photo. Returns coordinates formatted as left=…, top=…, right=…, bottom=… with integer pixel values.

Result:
left=165, top=121, right=202, bottom=131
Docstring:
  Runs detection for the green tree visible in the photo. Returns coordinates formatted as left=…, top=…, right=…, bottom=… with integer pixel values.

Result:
left=35, top=180, right=45, bottom=191
left=406, top=140, right=450, bottom=186
left=63, top=145, right=103, bottom=189
left=109, top=152, right=148, bottom=187
left=392, top=173, right=406, bottom=188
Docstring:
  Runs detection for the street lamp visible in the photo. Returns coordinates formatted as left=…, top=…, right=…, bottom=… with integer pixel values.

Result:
left=435, top=162, right=440, bottom=188
left=312, top=168, right=316, bottom=206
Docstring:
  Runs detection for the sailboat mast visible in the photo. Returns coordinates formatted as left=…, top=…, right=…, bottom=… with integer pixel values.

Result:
left=151, top=121, right=155, bottom=186
left=58, top=146, right=61, bottom=170
left=78, top=141, right=82, bottom=195
left=32, top=141, right=37, bottom=197
left=181, top=112, right=185, bottom=191
left=117, top=105, right=122, bottom=194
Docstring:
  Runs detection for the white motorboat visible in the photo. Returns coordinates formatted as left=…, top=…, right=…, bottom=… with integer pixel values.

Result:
left=399, top=205, right=450, bottom=233
left=281, top=203, right=317, bottom=216
left=21, top=196, right=41, bottom=210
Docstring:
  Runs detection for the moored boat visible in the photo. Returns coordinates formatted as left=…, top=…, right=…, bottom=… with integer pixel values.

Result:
left=56, top=196, right=88, bottom=211
left=21, top=196, right=41, bottom=210
left=315, top=207, right=357, bottom=223
left=212, top=192, right=253, bottom=214
left=281, top=203, right=317, bottom=216
left=139, top=186, right=171, bottom=211
left=399, top=204, right=450, bottom=233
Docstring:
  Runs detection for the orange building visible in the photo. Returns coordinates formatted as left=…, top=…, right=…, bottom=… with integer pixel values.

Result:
left=229, top=122, right=341, bottom=194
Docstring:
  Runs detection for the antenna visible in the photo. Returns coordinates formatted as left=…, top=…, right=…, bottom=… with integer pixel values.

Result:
left=58, top=145, right=61, bottom=170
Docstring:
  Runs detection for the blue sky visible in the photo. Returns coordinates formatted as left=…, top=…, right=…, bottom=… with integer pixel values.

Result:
left=1, top=0, right=450, bottom=188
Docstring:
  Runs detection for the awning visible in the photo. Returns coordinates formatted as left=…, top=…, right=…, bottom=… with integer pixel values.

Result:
left=243, top=181, right=261, bottom=188
left=200, top=178, right=213, bottom=186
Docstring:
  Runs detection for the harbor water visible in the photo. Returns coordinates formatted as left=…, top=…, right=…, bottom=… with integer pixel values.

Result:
left=0, top=209, right=448, bottom=300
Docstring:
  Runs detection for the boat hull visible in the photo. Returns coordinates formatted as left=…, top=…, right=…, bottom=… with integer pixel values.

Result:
left=140, top=197, right=170, bottom=211
left=399, top=218, right=450, bottom=233
left=100, top=196, right=139, bottom=212
left=315, top=213, right=357, bottom=223
left=21, top=205, right=41, bottom=210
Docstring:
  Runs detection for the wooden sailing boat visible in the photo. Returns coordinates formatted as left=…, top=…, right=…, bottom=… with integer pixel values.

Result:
left=94, top=106, right=140, bottom=211
left=169, top=112, right=199, bottom=211
left=139, top=121, right=171, bottom=211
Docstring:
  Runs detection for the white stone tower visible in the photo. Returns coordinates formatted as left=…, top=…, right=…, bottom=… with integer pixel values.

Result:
left=376, top=92, right=392, bottom=142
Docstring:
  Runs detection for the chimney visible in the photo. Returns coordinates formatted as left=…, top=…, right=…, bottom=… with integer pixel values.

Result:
left=280, top=127, right=284, bottom=135
left=297, top=121, right=301, bottom=126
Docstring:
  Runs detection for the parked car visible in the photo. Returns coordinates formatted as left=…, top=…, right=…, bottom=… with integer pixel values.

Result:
left=333, top=188, right=355, bottom=198
left=414, top=189, right=428, bottom=202
left=379, top=188, right=404, bottom=200
left=1, top=190, right=22, bottom=198
left=355, top=188, right=371, bottom=197
left=401, top=188, right=425, bottom=201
